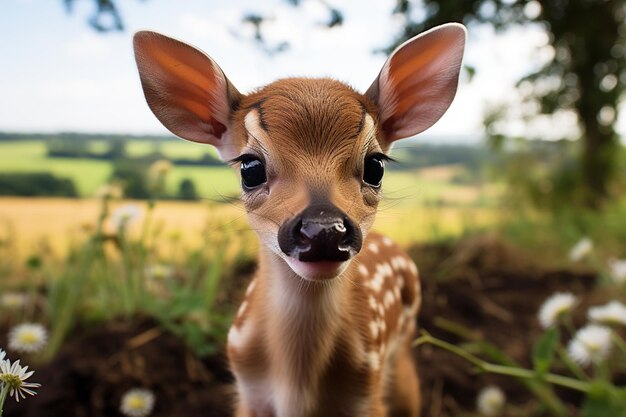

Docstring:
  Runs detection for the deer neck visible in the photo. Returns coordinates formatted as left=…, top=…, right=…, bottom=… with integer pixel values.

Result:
left=258, top=248, right=349, bottom=397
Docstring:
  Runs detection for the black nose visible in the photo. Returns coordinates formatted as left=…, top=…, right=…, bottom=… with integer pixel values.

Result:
left=278, top=204, right=362, bottom=262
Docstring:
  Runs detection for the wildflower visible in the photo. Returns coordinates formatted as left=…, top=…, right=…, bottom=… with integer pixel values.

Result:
left=608, top=258, right=626, bottom=284
left=8, top=323, right=48, bottom=353
left=569, top=238, right=593, bottom=261
left=0, top=358, right=41, bottom=402
left=0, top=349, right=5, bottom=362
left=111, top=204, right=142, bottom=229
left=477, top=385, right=505, bottom=416
left=0, top=292, right=28, bottom=310
left=144, top=264, right=173, bottom=281
left=538, top=292, right=577, bottom=329
left=588, top=301, right=626, bottom=326
left=567, top=324, right=612, bottom=366
left=148, top=160, right=172, bottom=176
left=120, top=388, right=155, bottom=417
left=95, top=183, right=123, bottom=199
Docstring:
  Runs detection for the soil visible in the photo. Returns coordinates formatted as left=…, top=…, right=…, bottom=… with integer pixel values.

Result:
left=4, top=235, right=598, bottom=417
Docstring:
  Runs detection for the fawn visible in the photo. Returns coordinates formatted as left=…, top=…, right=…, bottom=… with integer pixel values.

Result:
left=134, top=22, right=466, bottom=417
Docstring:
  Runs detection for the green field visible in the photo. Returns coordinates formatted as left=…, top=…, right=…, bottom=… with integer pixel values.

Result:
left=0, top=141, right=111, bottom=195
left=0, top=140, right=236, bottom=198
left=0, top=140, right=491, bottom=205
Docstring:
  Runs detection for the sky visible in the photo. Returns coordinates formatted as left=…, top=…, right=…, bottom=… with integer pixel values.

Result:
left=1, top=0, right=624, bottom=142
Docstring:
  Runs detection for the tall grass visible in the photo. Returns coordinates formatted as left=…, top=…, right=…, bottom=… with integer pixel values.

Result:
left=0, top=191, right=251, bottom=360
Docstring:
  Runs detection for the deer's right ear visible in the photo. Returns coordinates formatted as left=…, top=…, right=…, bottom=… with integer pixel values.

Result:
left=366, top=23, right=466, bottom=145
left=133, top=31, right=242, bottom=160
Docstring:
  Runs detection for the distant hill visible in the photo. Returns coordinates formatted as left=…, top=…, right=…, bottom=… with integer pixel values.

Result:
left=0, top=132, right=175, bottom=142
left=0, top=131, right=492, bottom=171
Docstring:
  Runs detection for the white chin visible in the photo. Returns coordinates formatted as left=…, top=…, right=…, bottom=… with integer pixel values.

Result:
left=284, top=257, right=350, bottom=281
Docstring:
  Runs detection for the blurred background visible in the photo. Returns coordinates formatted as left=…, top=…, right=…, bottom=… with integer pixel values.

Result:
left=0, top=1, right=625, bottom=416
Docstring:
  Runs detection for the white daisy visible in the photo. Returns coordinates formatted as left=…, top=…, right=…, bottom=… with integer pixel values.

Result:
left=8, top=323, right=48, bottom=353
left=588, top=301, right=626, bottom=326
left=0, top=348, right=6, bottom=362
left=608, top=258, right=626, bottom=284
left=477, top=385, right=505, bottom=416
left=538, top=292, right=577, bottom=329
left=569, top=238, right=593, bottom=261
left=120, top=388, right=155, bottom=417
left=567, top=324, right=612, bottom=366
left=0, top=292, right=28, bottom=310
left=0, top=358, right=41, bottom=402
left=111, top=204, right=142, bottom=229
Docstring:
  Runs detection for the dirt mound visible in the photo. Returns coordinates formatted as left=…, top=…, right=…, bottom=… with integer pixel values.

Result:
left=5, top=235, right=597, bottom=417
left=411, top=235, right=596, bottom=416
left=5, top=319, right=234, bottom=417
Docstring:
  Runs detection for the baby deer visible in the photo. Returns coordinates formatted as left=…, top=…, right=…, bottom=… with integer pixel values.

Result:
left=134, top=23, right=466, bottom=417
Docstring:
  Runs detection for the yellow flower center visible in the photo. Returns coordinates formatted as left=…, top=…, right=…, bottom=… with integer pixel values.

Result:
left=0, top=374, right=22, bottom=389
left=127, top=395, right=147, bottom=410
left=18, top=330, right=39, bottom=345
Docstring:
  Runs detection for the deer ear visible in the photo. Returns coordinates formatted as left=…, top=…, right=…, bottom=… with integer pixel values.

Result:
left=366, top=23, right=466, bottom=144
left=133, top=31, right=242, bottom=160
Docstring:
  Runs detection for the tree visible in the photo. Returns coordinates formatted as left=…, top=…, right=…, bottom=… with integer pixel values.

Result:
left=177, top=178, right=199, bottom=201
left=390, top=0, right=626, bottom=208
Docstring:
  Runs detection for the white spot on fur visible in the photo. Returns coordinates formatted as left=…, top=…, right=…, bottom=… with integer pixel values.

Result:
left=383, top=290, right=395, bottom=309
left=237, top=301, right=248, bottom=318
left=394, top=286, right=401, bottom=301
left=358, top=264, right=368, bottom=277
left=245, top=279, right=257, bottom=296
left=244, top=111, right=269, bottom=143
left=398, top=257, right=408, bottom=269
left=227, top=321, right=251, bottom=349
left=377, top=303, right=385, bottom=317
left=409, top=261, right=418, bottom=276
left=368, top=295, right=378, bottom=311
left=369, top=321, right=379, bottom=339
left=368, top=351, right=381, bottom=371
left=382, top=237, right=393, bottom=247
left=368, top=243, right=379, bottom=254
left=369, top=273, right=384, bottom=292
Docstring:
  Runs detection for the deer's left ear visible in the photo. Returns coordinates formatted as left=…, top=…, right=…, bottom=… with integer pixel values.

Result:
left=366, top=23, right=466, bottom=144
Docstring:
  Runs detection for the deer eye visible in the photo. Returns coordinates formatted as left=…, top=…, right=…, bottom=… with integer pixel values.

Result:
left=240, top=156, right=267, bottom=189
left=363, top=154, right=385, bottom=188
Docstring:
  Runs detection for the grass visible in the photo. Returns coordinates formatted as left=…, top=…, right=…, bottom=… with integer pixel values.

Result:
left=126, top=139, right=219, bottom=159
left=166, top=166, right=239, bottom=200
left=0, top=141, right=111, bottom=196
left=0, top=198, right=252, bottom=264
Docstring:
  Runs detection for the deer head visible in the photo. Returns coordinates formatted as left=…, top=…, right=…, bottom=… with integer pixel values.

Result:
left=133, top=24, right=466, bottom=281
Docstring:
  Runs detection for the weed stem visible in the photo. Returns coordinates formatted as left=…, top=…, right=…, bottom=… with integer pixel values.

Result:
left=414, top=331, right=591, bottom=393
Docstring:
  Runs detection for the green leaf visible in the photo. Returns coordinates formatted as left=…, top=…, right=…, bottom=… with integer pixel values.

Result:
left=582, top=381, right=626, bottom=417
left=533, top=327, right=559, bottom=375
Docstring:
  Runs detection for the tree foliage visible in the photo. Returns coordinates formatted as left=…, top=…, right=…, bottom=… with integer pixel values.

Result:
left=64, top=0, right=127, bottom=32
left=391, top=0, right=626, bottom=207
